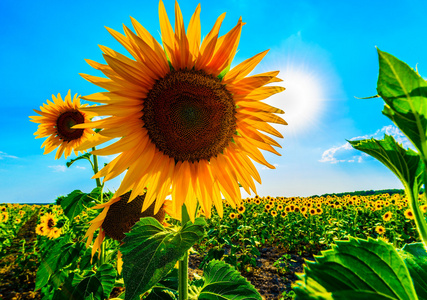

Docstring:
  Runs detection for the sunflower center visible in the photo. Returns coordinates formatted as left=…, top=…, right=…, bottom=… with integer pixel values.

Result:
left=56, top=110, right=85, bottom=142
left=142, top=69, right=236, bottom=163
left=47, top=218, right=55, bottom=228
left=102, top=192, right=165, bottom=241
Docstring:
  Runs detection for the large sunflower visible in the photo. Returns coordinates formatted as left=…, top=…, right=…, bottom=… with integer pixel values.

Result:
left=30, top=90, right=96, bottom=159
left=76, top=1, right=286, bottom=221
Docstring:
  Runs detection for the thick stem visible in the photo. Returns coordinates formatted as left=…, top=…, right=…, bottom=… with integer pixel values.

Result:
left=406, top=183, right=427, bottom=248
left=178, top=204, right=190, bottom=300
left=91, top=147, right=102, bottom=188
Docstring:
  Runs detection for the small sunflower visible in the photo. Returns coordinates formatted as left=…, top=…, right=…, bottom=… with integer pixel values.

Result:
left=36, top=223, right=48, bottom=236
left=404, top=209, right=415, bottom=220
left=316, top=207, right=323, bottom=215
left=309, top=208, right=316, bottom=215
left=280, top=211, right=287, bottom=217
left=47, top=227, right=62, bottom=239
left=1, top=212, right=9, bottom=223
left=30, top=90, right=96, bottom=159
left=270, top=210, right=277, bottom=217
left=420, top=204, right=427, bottom=214
left=382, top=211, right=392, bottom=222
left=375, top=226, right=386, bottom=235
left=237, top=205, right=246, bottom=214
left=75, top=0, right=286, bottom=221
left=229, top=212, right=236, bottom=219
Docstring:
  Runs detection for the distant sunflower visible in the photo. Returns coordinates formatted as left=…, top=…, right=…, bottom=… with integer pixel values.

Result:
left=35, top=223, right=47, bottom=236
left=420, top=204, right=427, bottom=214
left=30, top=90, right=96, bottom=159
left=375, top=226, right=386, bottom=235
left=271, top=210, right=277, bottom=217
left=237, top=205, right=246, bottom=214
left=47, top=227, right=62, bottom=239
left=75, top=0, right=286, bottom=221
left=383, top=211, right=392, bottom=222
left=229, top=212, right=236, bottom=219
left=404, top=209, right=415, bottom=220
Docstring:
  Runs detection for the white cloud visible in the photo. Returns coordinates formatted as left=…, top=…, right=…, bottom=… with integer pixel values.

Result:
left=48, top=165, right=67, bottom=172
left=319, top=125, right=412, bottom=164
left=75, top=166, right=86, bottom=170
left=0, top=151, right=18, bottom=160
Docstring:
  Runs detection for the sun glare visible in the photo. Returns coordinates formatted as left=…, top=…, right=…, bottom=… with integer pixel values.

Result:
left=264, top=65, right=328, bottom=137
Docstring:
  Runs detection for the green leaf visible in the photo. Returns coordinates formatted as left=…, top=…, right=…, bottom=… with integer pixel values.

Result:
left=94, top=263, right=117, bottom=299
left=349, top=135, right=424, bottom=194
left=72, top=275, right=103, bottom=300
left=61, top=187, right=101, bottom=221
left=36, top=240, right=85, bottom=290
left=194, top=260, right=261, bottom=300
left=121, top=217, right=206, bottom=300
left=376, top=48, right=427, bottom=157
left=399, top=243, right=427, bottom=299
left=294, top=237, right=417, bottom=300
left=66, top=153, right=92, bottom=168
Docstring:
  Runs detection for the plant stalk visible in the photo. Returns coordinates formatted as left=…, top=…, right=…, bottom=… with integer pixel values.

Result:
left=91, top=147, right=102, bottom=188
left=179, top=204, right=190, bottom=300
left=406, top=182, right=427, bottom=249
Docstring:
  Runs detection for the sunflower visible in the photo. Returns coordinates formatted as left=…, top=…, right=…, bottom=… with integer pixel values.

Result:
left=85, top=190, right=171, bottom=261
left=375, top=226, right=386, bottom=235
left=74, top=0, right=285, bottom=222
left=420, top=204, right=427, bottom=214
left=30, top=90, right=96, bottom=159
left=382, top=211, right=392, bottom=222
left=404, top=209, right=415, bottom=220
left=280, top=211, right=287, bottom=217
left=270, top=210, right=277, bottom=217
left=237, top=205, right=245, bottom=214
left=35, top=223, right=48, bottom=236
left=47, top=227, right=62, bottom=239
left=229, top=212, right=236, bottom=219
left=1, top=212, right=9, bottom=223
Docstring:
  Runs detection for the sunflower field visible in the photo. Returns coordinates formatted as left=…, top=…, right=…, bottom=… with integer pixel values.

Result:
left=3, top=0, right=427, bottom=299
left=0, top=190, right=424, bottom=300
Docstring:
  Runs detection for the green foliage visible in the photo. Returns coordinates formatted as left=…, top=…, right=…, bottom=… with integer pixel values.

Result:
left=399, top=243, right=427, bottom=299
left=121, top=217, right=206, bottom=300
left=66, top=153, right=92, bottom=168
left=189, top=259, right=262, bottom=300
left=60, top=187, right=101, bottom=221
left=376, top=49, right=427, bottom=158
left=294, top=237, right=418, bottom=300
left=349, top=135, right=424, bottom=195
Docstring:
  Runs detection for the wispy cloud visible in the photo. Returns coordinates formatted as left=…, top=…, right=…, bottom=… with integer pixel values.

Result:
left=48, top=165, right=67, bottom=172
left=0, top=151, right=18, bottom=160
left=75, top=166, right=86, bottom=170
left=319, top=125, right=412, bottom=164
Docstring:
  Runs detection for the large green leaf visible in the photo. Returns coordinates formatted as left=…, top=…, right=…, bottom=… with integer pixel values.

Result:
left=349, top=135, right=424, bottom=194
left=399, top=243, right=427, bottom=299
left=376, top=48, right=427, bottom=158
left=36, top=240, right=85, bottom=290
left=121, top=217, right=206, bottom=300
left=191, top=260, right=261, bottom=300
left=294, top=237, right=418, bottom=300
left=61, top=187, right=101, bottom=221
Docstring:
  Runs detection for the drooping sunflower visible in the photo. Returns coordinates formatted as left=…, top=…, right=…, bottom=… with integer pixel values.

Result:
left=30, top=90, right=96, bottom=159
left=75, top=0, right=286, bottom=221
left=85, top=190, right=172, bottom=262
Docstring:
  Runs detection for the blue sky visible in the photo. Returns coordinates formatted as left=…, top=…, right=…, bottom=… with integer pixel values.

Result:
left=1, top=0, right=426, bottom=203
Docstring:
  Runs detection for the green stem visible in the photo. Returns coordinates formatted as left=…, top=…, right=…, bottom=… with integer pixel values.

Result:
left=91, top=147, right=102, bottom=188
left=406, top=182, right=427, bottom=248
left=179, top=204, right=190, bottom=300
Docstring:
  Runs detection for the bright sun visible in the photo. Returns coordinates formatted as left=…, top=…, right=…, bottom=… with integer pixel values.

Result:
left=264, top=65, right=328, bottom=137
